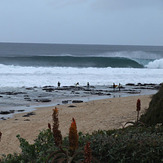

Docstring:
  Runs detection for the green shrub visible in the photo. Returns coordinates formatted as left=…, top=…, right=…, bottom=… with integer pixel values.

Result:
left=1, top=126, right=163, bottom=162
left=87, top=127, right=163, bottom=162
left=1, top=129, right=56, bottom=163
left=140, top=84, right=163, bottom=126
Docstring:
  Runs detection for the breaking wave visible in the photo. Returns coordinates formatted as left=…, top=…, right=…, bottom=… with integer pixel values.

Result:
left=0, top=56, right=144, bottom=68
left=145, top=58, right=163, bottom=69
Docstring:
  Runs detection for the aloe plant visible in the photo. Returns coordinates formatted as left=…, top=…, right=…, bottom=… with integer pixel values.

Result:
left=47, top=109, right=82, bottom=163
left=123, top=99, right=145, bottom=128
left=46, top=108, right=98, bottom=163
left=136, top=99, right=141, bottom=122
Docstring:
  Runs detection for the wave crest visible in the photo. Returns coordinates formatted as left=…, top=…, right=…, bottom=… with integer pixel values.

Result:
left=145, top=59, right=163, bottom=69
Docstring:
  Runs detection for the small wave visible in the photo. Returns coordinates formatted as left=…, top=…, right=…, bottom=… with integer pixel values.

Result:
left=145, top=59, right=163, bottom=69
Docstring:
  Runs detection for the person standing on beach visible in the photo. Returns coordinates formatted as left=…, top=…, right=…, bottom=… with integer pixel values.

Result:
left=76, top=82, right=79, bottom=86
left=113, top=83, right=116, bottom=91
left=57, top=81, right=61, bottom=88
left=87, top=82, right=90, bottom=89
left=118, top=83, right=121, bottom=91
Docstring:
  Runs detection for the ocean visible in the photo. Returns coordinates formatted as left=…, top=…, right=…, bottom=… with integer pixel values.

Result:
left=0, top=42, right=162, bottom=118
left=0, top=42, right=163, bottom=87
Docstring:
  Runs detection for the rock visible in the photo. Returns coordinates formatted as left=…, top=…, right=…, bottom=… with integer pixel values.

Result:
left=26, top=99, right=32, bottom=101
left=72, top=100, right=83, bottom=103
left=57, top=86, right=86, bottom=91
left=126, top=83, right=135, bottom=86
left=24, top=95, right=29, bottom=97
left=94, top=92, right=104, bottom=95
left=127, top=91, right=141, bottom=94
left=62, top=100, right=69, bottom=104
left=68, top=105, right=77, bottom=107
left=34, top=99, right=51, bottom=102
left=24, top=119, right=30, bottom=121
left=62, top=100, right=72, bottom=104
left=22, top=112, right=36, bottom=117
left=0, top=111, right=12, bottom=115
left=9, top=110, right=15, bottom=113
left=137, top=83, right=156, bottom=86
left=40, top=99, right=51, bottom=102
left=43, top=88, right=55, bottom=92
left=26, top=87, right=34, bottom=90
left=43, top=85, right=54, bottom=88
left=24, top=97, right=31, bottom=100
left=0, top=117, right=6, bottom=120
left=42, top=86, right=55, bottom=92
left=91, top=91, right=104, bottom=95
left=84, top=89, right=92, bottom=92
left=17, top=110, right=25, bottom=112
left=0, top=92, right=26, bottom=95
left=84, top=92, right=91, bottom=94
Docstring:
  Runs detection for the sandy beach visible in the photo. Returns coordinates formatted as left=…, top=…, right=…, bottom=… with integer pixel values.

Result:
left=0, top=94, right=152, bottom=155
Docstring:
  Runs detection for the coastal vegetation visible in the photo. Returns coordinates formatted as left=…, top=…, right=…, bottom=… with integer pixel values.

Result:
left=140, top=84, right=163, bottom=125
left=0, top=85, right=163, bottom=162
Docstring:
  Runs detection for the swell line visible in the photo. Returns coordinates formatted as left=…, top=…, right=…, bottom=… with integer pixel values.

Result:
left=0, top=56, right=144, bottom=68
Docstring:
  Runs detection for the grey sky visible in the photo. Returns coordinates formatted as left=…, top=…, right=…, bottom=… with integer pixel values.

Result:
left=0, top=0, right=163, bottom=45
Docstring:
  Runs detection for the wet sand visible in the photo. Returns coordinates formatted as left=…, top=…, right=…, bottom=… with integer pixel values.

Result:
left=0, top=94, right=153, bottom=155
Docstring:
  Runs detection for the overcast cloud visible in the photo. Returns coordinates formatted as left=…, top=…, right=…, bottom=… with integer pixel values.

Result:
left=0, top=0, right=163, bottom=45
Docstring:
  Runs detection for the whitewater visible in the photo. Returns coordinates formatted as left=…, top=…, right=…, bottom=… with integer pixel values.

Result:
left=0, top=63, right=163, bottom=87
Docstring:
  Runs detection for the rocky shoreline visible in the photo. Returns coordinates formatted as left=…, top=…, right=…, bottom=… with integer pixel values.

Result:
left=0, top=83, right=161, bottom=120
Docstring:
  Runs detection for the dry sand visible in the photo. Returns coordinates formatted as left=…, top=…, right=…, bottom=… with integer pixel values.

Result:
left=0, top=95, right=152, bottom=155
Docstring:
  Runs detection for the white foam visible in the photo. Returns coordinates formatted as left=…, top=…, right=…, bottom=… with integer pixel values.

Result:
left=0, top=64, right=163, bottom=87
left=145, top=59, right=163, bottom=69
